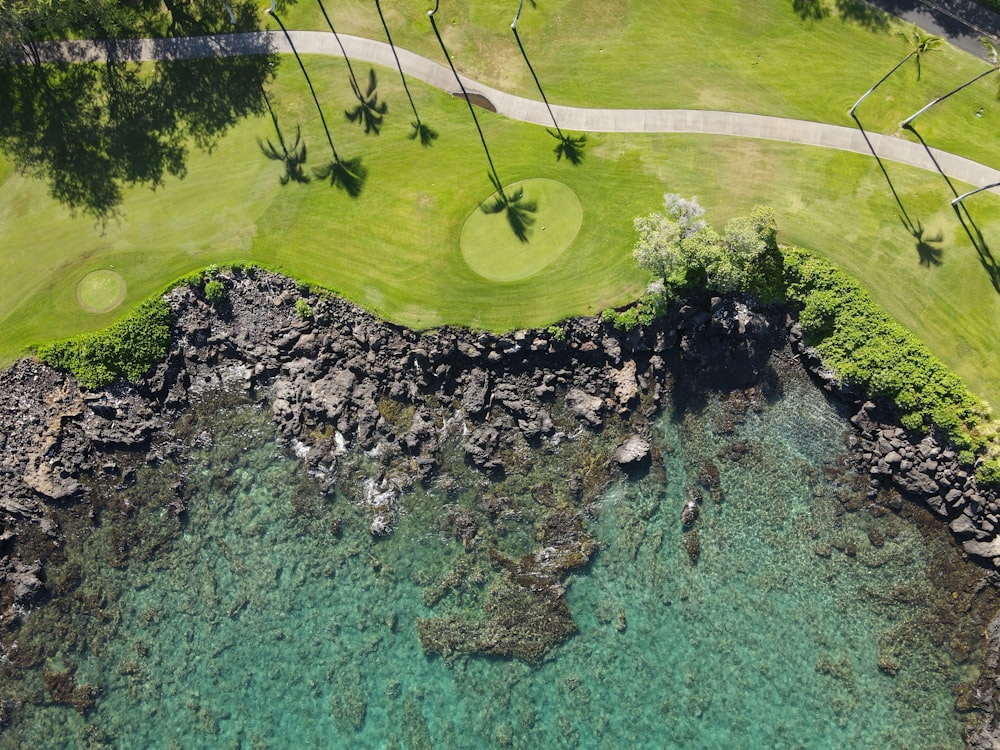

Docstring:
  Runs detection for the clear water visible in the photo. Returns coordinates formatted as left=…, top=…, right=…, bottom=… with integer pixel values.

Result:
left=1, top=369, right=978, bottom=749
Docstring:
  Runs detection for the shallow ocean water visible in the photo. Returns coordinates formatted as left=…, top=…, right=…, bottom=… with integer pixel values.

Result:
left=2, top=368, right=979, bottom=749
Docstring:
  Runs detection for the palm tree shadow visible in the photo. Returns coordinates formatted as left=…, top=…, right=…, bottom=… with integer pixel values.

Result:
left=374, top=0, right=437, bottom=147
left=345, top=68, right=388, bottom=135
left=907, top=217, right=944, bottom=267
left=954, top=202, right=1000, bottom=293
left=259, top=90, right=309, bottom=185
left=315, top=0, right=387, bottom=136
left=314, top=156, right=367, bottom=198
left=549, top=129, right=586, bottom=165
left=511, top=6, right=586, bottom=165
left=851, top=113, right=917, bottom=234
left=904, top=123, right=959, bottom=198
left=270, top=9, right=366, bottom=198
left=482, top=174, right=537, bottom=242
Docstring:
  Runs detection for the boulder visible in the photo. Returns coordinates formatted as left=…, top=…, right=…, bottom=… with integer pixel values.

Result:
left=565, top=388, right=603, bottom=427
left=614, top=435, right=650, bottom=466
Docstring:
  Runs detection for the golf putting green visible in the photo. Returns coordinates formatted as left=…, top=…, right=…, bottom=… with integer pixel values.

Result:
left=460, top=179, right=583, bottom=282
left=76, top=269, right=127, bottom=314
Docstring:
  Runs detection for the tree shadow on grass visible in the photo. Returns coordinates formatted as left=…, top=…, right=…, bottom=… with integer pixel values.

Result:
left=904, top=123, right=960, bottom=198
left=482, top=176, right=538, bottom=243
left=346, top=69, right=388, bottom=135
left=511, top=2, right=587, bottom=165
left=259, top=90, right=310, bottom=186
left=270, top=8, right=366, bottom=199
left=0, top=21, right=276, bottom=221
left=851, top=113, right=919, bottom=235
left=907, top=217, right=944, bottom=267
left=954, top=200, right=1000, bottom=293
left=834, top=0, right=891, bottom=31
left=791, top=0, right=889, bottom=28
left=792, top=0, right=830, bottom=21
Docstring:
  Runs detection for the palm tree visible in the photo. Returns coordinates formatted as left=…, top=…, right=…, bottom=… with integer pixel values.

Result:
left=428, top=0, right=536, bottom=241
left=374, top=0, right=437, bottom=145
left=849, top=25, right=942, bottom=118
left=258, top=88, right=310, bottom=185
left=268, top=8, right=366, bottom=197
left=510, top=0, right=586, bottom=164
left=901, top=38, right=1000, bottom=130
left=849, top=25, right=941, bottom=234
left=315, top=0, right=387, bottom=135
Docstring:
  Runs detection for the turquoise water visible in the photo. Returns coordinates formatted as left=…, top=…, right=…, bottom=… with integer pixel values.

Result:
left=1, top=369, right=979, bottom=748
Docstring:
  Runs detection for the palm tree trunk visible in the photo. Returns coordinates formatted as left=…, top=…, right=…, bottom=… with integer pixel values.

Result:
left=316, top=0, right=360, bottom=92
left=905, top=123, right=959, bottom=197
left=850, top=113, right=917, bottom=233
left=901, top=68, right=998, bottom=129
left=428, top=0, right=504, bottom=199
left=952, top=182, right=1000, bottom=207
left=849, top=51, right=915, bottom=117
left=261, top=87, right=289, bottom=154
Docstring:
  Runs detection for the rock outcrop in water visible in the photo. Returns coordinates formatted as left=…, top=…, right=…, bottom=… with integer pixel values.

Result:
left=1, top=267, right=1000, bottom=741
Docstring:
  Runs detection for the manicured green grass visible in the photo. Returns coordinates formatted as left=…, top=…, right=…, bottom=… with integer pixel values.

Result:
left=76, top=270, right=127, bottom=313
left=460, top=178, right=583, bottom=281
left=280, top=0, right=1000, bottom=167
left=2, top=53, right=999, bottom=407
left=3, top=0, right=1000, bottom=411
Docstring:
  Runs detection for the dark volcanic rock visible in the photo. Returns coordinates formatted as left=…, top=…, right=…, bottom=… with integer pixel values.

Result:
left=3, top=267, right=1000, bottom=743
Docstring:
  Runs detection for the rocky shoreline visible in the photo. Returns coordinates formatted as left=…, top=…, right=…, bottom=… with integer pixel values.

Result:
left=2, top=266, right=1000, bottom=744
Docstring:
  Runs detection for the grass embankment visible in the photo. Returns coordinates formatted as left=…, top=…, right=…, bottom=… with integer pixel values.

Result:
left=2, top=0, right=1000, bottom=407
left=2, top=53, right=1000, bottom=406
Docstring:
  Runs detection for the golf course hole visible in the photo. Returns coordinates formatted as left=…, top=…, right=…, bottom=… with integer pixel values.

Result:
left=76, top=269, right=127, bottom=313
left=460, top=179, right=583, bottom=282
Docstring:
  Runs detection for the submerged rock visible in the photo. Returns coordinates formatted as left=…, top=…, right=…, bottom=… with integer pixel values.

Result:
left=614, top=435, right=651, bottom=467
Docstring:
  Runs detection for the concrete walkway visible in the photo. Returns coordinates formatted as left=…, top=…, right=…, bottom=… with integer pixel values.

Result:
left=16, top=29, right=1000, bottom=193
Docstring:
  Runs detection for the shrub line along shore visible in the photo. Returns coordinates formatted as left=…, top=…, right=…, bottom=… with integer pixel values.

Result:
left=2, top=266, right=1000, bottom=744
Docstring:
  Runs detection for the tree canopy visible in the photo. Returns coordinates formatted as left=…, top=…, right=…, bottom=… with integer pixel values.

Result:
left=633, top=194, right=783, bottom=301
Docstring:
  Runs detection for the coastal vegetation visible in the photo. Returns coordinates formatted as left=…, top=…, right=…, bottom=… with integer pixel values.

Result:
left=620, top=195, right=1000, bottom=485
left=36, top=297, right=172, bottom=389
left=1, top=0, right=1000, bottom=411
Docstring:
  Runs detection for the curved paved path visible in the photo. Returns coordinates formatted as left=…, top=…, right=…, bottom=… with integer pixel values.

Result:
left=16, top=29, right=1000, bottom=192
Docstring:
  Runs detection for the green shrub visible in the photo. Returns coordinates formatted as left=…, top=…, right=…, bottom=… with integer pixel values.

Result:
left=782, top=246, right=988, bottom=447
left=295, top=298, right=313, bottom=319
left=546, top=324, right=566, bottom=341
left=38, top=297, right=172, bottom=389
left=977, top=458, right=1000, bottom=489
left=204, top=279, right=226, bottom=304
left=602, top=292, right=667, bottom=330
